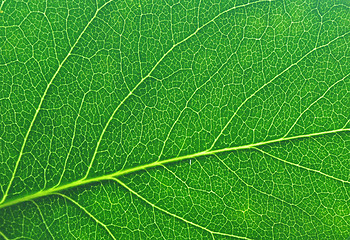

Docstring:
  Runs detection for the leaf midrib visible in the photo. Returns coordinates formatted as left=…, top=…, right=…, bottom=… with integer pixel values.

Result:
left=0, top=128, right=348, bottom=210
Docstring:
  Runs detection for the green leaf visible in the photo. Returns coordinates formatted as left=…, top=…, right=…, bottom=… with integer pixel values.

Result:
left=0, top=0, right=349, bottom=239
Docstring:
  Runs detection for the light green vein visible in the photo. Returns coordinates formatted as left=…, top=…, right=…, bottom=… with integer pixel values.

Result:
left=0, top=0, right=114, bottom=205
left=283, top=71, right=350, bottom=138
left=0, top=231, right=9, bottom=240
left=55, top=92, right=89, bottom=188
left=83, top=0, right=274, bottom=180
left=157, top=43, right=240, bottom=162
left=209, top=30, right=350, bottom=150
left=214, top=154, right=323, bottom=223
left=253, top=147, right=350, bottom=184
left=0, top=0, right=6, bottom=12
left=0, top=128, right=348, bottom=210
left=55, top=193, right=116, bottom=240
left=113, top=177, right=253, bottom=240
left=32, top=201, right=55, bottom=240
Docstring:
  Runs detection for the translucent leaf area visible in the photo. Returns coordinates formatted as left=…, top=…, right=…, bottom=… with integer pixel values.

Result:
left=0, top=0, right=350, bottom=239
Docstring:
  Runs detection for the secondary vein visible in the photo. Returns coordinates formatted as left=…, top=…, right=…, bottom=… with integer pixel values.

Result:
left=113, top=177, right=253, bottom=240
left=55, top=193, right=117, bottom=240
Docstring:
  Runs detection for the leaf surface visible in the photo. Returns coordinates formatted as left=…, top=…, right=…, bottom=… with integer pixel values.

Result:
left=0, top=0, right=350, bottom=239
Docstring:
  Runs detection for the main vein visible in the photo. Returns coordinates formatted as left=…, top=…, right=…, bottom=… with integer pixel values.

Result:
left=0, top=128, right=348, bottom=210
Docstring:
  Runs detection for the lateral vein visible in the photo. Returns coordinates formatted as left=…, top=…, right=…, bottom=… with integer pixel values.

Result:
left=32, top=200, right=55, bottom=240
left=253, top=147, right=350, bottom=185
left=55, top=193, right=116, bottom=240
left=213, top=155, right=323, bottom=222
left=113, top=178, right=253, bottom=240
left=0, top=231, right=9, bottom=240
left=209, top=30, right=350, bottom=150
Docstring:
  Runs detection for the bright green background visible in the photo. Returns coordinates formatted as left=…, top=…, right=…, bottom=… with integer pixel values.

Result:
left=0, top=0, right=350, bottom=239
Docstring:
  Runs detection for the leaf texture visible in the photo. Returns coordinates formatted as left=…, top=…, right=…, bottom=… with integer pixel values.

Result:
left=0, top=0, right=350, bottom=239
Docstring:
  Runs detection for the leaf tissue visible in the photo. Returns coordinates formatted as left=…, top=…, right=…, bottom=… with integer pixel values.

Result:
left=0, top=0, right=349, bottom=239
